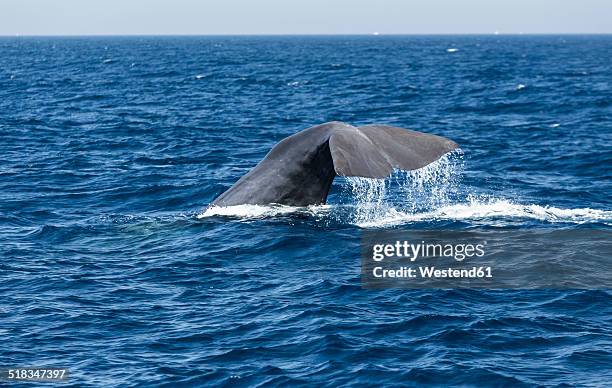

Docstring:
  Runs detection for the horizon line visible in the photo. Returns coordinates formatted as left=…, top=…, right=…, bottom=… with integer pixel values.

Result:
left=2, top=32, right=611, bottom=38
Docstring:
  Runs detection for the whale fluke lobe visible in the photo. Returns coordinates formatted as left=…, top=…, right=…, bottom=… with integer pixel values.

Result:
left=330, top=124, right=458, bottom=178
left=211, top=122, right=458, bottom=207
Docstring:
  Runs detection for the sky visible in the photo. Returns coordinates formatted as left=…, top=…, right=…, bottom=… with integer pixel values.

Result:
left=1, top=0, right=611, bottom=36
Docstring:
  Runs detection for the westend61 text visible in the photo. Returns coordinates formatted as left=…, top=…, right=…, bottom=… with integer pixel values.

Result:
left=372, top=266, right=493, bottom=279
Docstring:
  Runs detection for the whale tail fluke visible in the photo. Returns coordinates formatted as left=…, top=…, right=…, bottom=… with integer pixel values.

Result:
left=211, top=122, right=459, bottom=207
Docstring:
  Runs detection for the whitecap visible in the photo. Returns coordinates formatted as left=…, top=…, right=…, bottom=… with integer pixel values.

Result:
left=357, top=197, right=612, bottom=228
left=198, top=204, right=331, bottom=219
left=447, top=48, right=459, bottom=53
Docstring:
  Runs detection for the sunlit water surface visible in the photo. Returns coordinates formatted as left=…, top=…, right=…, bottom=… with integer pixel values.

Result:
left=1, top=36, right=611, bottom=386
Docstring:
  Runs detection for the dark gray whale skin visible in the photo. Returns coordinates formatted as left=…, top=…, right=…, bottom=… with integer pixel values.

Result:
left=211, top=121, right=458, bottom=207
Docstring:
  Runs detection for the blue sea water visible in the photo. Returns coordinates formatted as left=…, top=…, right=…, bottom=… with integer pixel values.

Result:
left=1, top=35, right=611, bottom=386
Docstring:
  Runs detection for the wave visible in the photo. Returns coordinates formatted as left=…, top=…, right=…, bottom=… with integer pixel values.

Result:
left=198, top=204, right=330, bottom=219
left=355, top=198, right=612, bottom=228
left=197, top=199, right=612, bottom=228
left=198, top=199, right=611, bottom=227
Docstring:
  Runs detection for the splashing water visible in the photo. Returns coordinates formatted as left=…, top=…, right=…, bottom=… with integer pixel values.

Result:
left=343, top=176, right=389, bottom=223
left=396, top=150, right=464, bottom=212
left=343, top=151, right=464, bottom=223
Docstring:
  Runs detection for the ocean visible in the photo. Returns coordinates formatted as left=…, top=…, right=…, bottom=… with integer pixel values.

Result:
left=1, top=35, right=611, bottom=386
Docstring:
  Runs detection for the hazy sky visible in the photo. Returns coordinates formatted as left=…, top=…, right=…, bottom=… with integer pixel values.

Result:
left=1, top=0, right=611, bottom=35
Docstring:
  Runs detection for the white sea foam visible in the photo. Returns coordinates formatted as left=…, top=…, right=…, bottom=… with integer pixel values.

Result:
left=198, top=204, right=331, bottom=219
left=287, top=81, right=305, bottom=86
left=199, top=199, right=610, bottom=227
left=199, top=204, right=295, bottom=218
left=447, top=48, right=459, bottom=53
left=356, top=197, right=612, bottom=228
